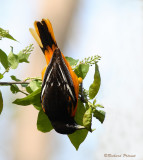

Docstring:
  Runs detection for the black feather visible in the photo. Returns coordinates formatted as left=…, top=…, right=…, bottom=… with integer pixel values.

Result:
left=37, top=21, right=57, bottom=53
left=41, top=48, right=78, bottom=134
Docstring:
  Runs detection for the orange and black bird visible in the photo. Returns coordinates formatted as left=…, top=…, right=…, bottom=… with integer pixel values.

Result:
left=29, top=19, right=85, bottom=134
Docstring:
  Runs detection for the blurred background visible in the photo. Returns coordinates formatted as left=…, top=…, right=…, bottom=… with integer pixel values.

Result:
left=0, top=0, right=143, bottom=159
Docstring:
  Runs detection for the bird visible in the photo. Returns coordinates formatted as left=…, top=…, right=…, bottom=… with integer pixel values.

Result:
left=29, top=19, right=85, bottom=134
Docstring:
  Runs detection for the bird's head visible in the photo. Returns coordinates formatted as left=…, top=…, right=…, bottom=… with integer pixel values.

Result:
left=51, top=121, right=85, bottom=134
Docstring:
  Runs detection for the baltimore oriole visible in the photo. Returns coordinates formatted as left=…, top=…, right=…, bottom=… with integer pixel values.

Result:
left=29, top=19, right=85, bottom=134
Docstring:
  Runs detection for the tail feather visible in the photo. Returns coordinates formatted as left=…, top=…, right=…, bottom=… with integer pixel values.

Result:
left=29, top=19, right=58, bottom=64
left=36, top=19, right=57, bottom=52
left=29, top=27, right=43, bottom=48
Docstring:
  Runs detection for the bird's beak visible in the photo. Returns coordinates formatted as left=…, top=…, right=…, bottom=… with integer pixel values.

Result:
left=75, top=125, right=85, bottom=130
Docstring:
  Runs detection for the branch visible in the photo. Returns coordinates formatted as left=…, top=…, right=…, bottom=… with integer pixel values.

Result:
left=0, top=81, right=29, bottom=85
left=0, top=81, right=29, bottom=95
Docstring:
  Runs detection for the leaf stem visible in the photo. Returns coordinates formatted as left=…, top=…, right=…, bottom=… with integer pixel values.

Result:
left=2, top=67, right=10, bottom=76
left=18, top=89, right=28, bottom=95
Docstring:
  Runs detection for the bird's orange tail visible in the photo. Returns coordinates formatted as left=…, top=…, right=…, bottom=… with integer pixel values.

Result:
left=29, top=19, right=57, bottom=65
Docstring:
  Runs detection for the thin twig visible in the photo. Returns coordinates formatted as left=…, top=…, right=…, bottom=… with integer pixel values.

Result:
left=18, top=89, right=28, bottom=96
left=2, top=67, right=10, bottom=76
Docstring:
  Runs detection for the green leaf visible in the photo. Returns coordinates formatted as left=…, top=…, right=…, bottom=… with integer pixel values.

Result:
left=29, top=80, right=41, bottom=91
left=83, top=107, right=92, bottom=131
left=17, top=44, right=33, bottom=63
left=0, top=28, right=17, bottom=41
left=0, top=49, right=9, bottom=69
left=65, top=57, right=79, bottom=66
left=13, top=88, right=41, bottom=106
left=10, top=75, right=20, bottom=81
left=37, top=110, right=53, bottom=132
left=26, top=86, right=33, bottom=94
left=89, top=63, right=101, bottom=99
left=0, top=90, right=3, bottom=114
left=75, top=100, right=86, bottom=124
left=33, top=103, right=42, bottom=110
left=0, top=73, right=3, bottom=79
left=68, top=129, right=88, bottom=150
left=10, top=84, right=19, bottom=94
left=8, top=48, right=19, bottom=69
left=17, top=51, right=30, bottom=63
left=74, top=64, right=89, bottom=79
left=93, top=99, right=96, bottom=105
left=68, top=100, right=88, bottom=150
left=95, top=104, right=104, bottom=108
left=30, top=87, right=42, bottom=110
left=21, top=83, right=28, bottom=87
left=93, top=109, right=105, bottom=123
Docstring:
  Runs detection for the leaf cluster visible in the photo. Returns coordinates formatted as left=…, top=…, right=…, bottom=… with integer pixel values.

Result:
left=0, top=28, right=105, bottom=150
left=0, top=28, right=16, bottom=41
left=0, top=27, right=33, bottom=112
